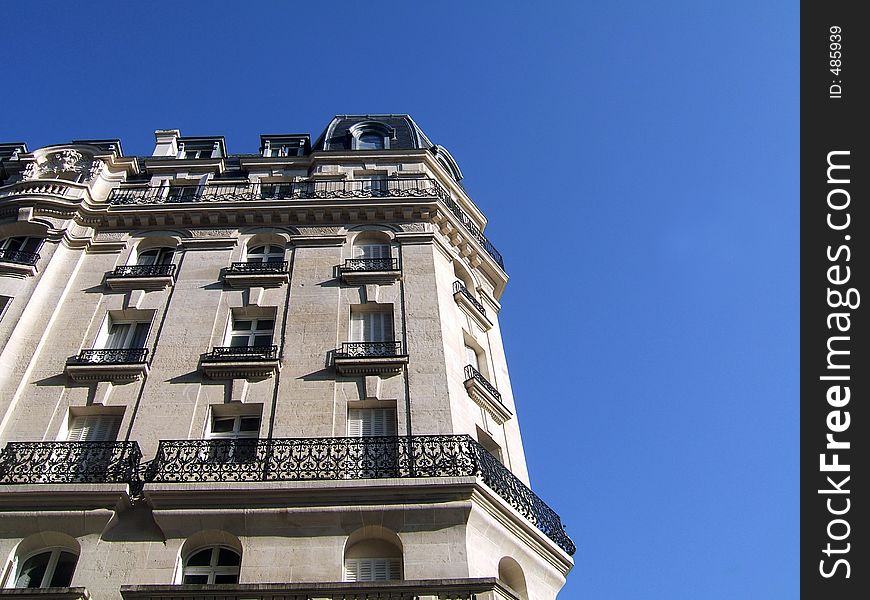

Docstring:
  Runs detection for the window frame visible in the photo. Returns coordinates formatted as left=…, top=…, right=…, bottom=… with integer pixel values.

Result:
left=225, top=317, right=275, bottom=348
left=347, top=407, right=398, bottom=437
left=343, top=557, right=402, bottom=582
left=245, top=244, right=284, bottom=263
left=181, top=546, right=241, bottom=585
left=14, top=548, right=78, bottom=589
left=350, top=309, right=394, bottom=343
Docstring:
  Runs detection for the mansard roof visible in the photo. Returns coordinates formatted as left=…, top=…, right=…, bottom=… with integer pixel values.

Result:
left=313, top=114, right=435, bottom=152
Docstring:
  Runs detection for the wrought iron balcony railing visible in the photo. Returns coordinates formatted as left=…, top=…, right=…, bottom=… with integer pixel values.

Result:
left=144, top=434, right=574, bottom=554
left=336, top=341, right=404, bottom=358
left=205, top=345, right=279, bottom=360
left=108, top=178, right=449, bottom=205
left=464, top=365, right=503, bottom=404
left=110, top=264, right=176, bottom=277
left=0, top=248, right=40, bottom=266
left=70, top=348, right=149, bottom=364
left=341, top=257, right=399, bottom=272
left=226, top=260, right=288, bottom=274
left=453, top=281, right=487, bottom=317
left=107, top=178, right=505, bottom=270
left=0, top=441, right=142, bottom=484
left=119, top=578, right=517, bottom=600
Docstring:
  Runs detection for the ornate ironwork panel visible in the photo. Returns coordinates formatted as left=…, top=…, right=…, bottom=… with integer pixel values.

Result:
left=111, top=264, right=176, bottom=277
left=0, top=248, right=40, bottom=266
left=342, top=258, right=399, bottom=272
left=72, top=348, right=149, bottom=364
left=452, top=281, right=487, bottom=317
left=0, top=441, right=142, bottom=484
left=206, top=345, right=278, bottom=360
left=336, top=341, right=404, bottom=358
left=226, top=260, right=288, bottom=273
left=144, top=434, right=575, bottom=555
left=463, top=364, right=502, bottom=403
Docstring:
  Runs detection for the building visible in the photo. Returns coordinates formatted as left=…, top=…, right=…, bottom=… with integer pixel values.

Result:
left=0, top=115, right=575, bottom=600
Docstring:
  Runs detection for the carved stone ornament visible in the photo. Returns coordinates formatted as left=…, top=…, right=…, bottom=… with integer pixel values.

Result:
left=190, top=228, right=237, bottom=238
left=399, top=223, right=429, bottom=232
left=295, top=226, right=342, bottom=236
left=94, top=231, right=128, bottom=242
left=21, top=150, right=104, bottom=182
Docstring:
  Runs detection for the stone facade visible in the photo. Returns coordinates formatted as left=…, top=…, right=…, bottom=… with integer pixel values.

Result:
left=0, top=116, right=573, bottom=600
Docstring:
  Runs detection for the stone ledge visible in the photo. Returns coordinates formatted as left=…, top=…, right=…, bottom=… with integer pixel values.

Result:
left=464, top=378, right=512, bottom=424
left=222, top=272, right=289, bottom=289
left=334, top=355, right=408, bottom=376
left=200, top=359, right=279, bottom=380
left=0, top=260, right=38, bottom=278
left=105, top=275, right=174, bottom=292
left=64, top=362, right=149, bottom=383
left=0, top=483, right=129, bottom=510
left=339, top=270, right=402, bottom=286
left=454, top=291, right=493, bottom=331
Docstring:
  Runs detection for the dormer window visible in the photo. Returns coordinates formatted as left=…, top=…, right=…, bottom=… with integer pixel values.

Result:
left=182, top=148, right=212, bottom=159
left=349, top=122, right=394, bottom=150
left=357, top=133, right=385, bottom=150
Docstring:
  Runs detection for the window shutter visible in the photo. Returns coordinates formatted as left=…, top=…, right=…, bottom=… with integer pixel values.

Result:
left=68, top=415, right=121, bottom=441
left=348, top=408, right=396, bottom=437
left=465, top=345, right=479, bottom=369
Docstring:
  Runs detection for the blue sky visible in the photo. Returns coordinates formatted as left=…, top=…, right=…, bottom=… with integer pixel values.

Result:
left=1, top=2, right=798, bottom=598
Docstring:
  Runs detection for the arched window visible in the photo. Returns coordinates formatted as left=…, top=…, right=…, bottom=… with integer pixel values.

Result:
left=344, top=534, right=403, bottom=582
left=245, top=244, right=284, bottom=264
left=182, top=546, right=241, bottom=584
left=14, top=549, right=78, bottom=588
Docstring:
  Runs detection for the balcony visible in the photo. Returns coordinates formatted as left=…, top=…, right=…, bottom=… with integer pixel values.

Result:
left=120, top=578, right=518, bottom=600
left=64, top=348, right=149, bottom=383
left=339, top=257, right=401, bottom=285
left=452, top=281, right=493, bottom=330
left=201, top=345, right=280, bottom=379
left=0, top=587, right=90, bottom=600
left=108, top=178, right=449, bottom=205
left=107, top=178, right=505, bottom=270
left=0, top=248, right=40, bottom=277
left=333, top=341, right=408, bottom=376
left=0, top=441, right=142, bottom=485
left=223, top=260, right=289, bottom=288
left=143, top=434, right=575, bottom=555
left=464, top=365, right=512, bottom=424
left=105, top=264, right=176, bottom=292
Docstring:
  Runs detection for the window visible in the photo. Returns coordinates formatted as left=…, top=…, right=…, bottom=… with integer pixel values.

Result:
left=0, top=236, right=42, bottom=265
left=14, top=549, right=77, bottom=588
left=67, top=414, right=122, bottom=442
left=167, top=184, right=198, bottom=203
left=136, top=247, right=175, bottom=266
left=245, top=244, right=284, bottom=263
left=353, top=243, right=391, bottom=260
left=344, top=558, right=402, bottom=582
left=0, top=295, right=11, bottom=321
left=207, top=413, right=260, bottom=463
left=350, top=310, right=393, bottom=343
left=227, top=318, right=274, bottom=348
left=182, top=149, right=212, bottom=159
left=357, top=133, right=386, bottom=150
left=348, top=408, right=397, bottom=437
left=465, top=344, right=480, bottom=371
left=477, top=427, right=503, bottom=464
left=182, top=547, right=240, bottom=584
left=259, top=183, right=292, bottom=199
left=101, top=320, right=150, bottom=350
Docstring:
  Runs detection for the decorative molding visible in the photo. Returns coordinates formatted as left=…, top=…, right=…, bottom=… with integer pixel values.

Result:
left=22, top=150, right=104, bottom=182
left=189, top=228, right=237, bottom=238
left=95, top=231, right=128, bottom=242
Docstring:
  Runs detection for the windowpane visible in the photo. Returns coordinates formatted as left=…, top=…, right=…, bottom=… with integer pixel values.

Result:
left=253, top=334, right=272, bottom=346
left=257, top=320, right=274, bottom=330
left=49, top=552, right=77, bottom=587
left=233, top=320, right=252, bottom=331
left=211, top=418, right=236, bottom=433
left=183, top=574, right=209, bottom=584
left=218, top=548, right=241, bottom=566
left=358, top=133, right=385, bottom=149
left=214, top=573, right=240, bottom=584
left=187, top=549, right=213, bottom=566
left=239, top=417, right=261, bottom=432
left=16, top=552, right=50, bottom=588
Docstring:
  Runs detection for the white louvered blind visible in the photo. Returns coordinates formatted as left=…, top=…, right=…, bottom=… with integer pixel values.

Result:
left=67, top=415, right=122, bottom=441
left=353, top=244, right=390, bottom=259
left=347, top=408, right=398, bottom=437
left=343, top=558, right=402, bottom=582
left=465, top=345, right=479, bottom=369
left=350, top=311, right=393, bottom=342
